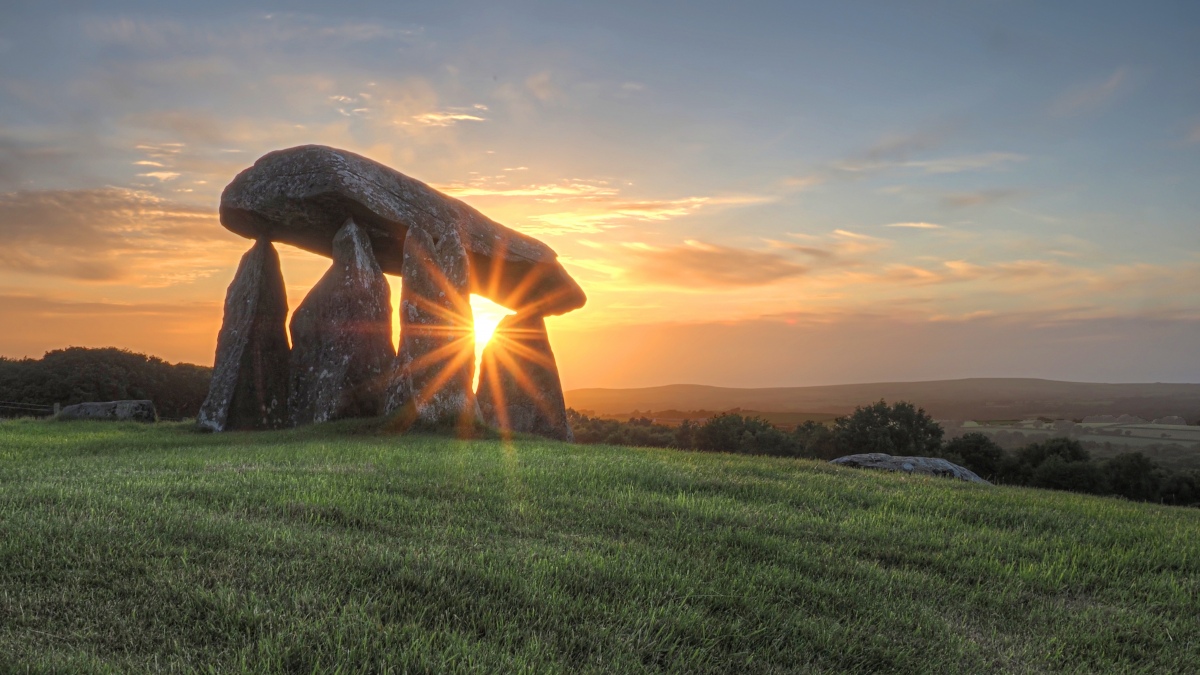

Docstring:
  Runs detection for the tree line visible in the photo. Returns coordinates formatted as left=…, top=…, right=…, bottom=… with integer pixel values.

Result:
left=567, top=400, right=1200, bottom=508
left=0, top=347, right=212, bottom=420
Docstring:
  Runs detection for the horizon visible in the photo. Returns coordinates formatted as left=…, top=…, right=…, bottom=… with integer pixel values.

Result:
left=3, top=2, right=1199, bottom=388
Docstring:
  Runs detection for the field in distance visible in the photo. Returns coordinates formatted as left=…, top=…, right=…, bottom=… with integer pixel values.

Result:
left=566, top=378, right=1200, bottom=422
left=1, top=420, right=1197, bottom=673
left=582, top=409, right=840, bottom=429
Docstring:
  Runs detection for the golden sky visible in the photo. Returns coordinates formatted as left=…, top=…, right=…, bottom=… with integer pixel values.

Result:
left=2, top=5, right=1199, bottom=386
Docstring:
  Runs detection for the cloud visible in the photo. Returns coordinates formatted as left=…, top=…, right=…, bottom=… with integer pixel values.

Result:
left=1050, top=67, right=1130, bottom=117
left=526, top=71, right=560, bottom=102
left=885, top=222, right=943, bottom=230
left=409, top=111, right=487, bottom=127
left=837, top=152, right=1025, bottom=175
left=1189, top=123, right=1200, bottom=143
left=943, top=189, right=1022, bottom=207
left=623, top=240, right=808, bottom=288
left=523, top=195, right=775, bottom=235
left=440, top=180, right=618, bottom=200
left=0, top=188, right=237, bottom=284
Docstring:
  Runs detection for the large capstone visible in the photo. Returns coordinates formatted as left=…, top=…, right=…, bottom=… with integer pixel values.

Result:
left=197, top=239, right=290, bottom=432
left=220, top=145, right=586, bottom=316
left=388, top=225, right=477, bottom=427
left=477, top=313, right=573, bottom=441
left=289, top=219, right=395, bottom=425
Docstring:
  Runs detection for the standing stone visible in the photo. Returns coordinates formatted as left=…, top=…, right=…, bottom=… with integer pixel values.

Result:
left=197, top=239, right=290, bottom=431
left=289, top=219, right=395, bottom=425
left=388, top=225, right=477, bottom=428
left=477, top=313, right=573, bottom=441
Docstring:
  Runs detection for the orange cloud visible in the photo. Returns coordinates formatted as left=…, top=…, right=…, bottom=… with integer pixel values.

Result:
left=623, top=240, right=808, bottom=288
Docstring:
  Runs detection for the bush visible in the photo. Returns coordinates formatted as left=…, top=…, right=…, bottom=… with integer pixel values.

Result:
left=695, top=414, right=799, bottom=457
left=793, top=421, right=840, bottom=460
left=1029, top=455, right=1108, bottom=494
left=1103, top=452, right=1163, bottom=502
left=941, top=433, right=1005, bottom=479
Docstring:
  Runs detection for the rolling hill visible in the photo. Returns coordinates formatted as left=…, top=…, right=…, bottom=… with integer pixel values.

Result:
left=565, top=378, right=1200, bottom=422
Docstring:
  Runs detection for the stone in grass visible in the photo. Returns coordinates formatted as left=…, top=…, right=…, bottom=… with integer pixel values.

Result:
left=830, top=453, right=991, bottom=484
left=57, top=400, right=158, bottom=423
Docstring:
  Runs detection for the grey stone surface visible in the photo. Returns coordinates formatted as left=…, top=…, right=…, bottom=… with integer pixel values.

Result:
left=197, top=239, right=291, bottom=432
left=289, top=219, right=395, bottom=425
left=476, top=313, right=572, bottom=441
left=220, top=144, right=586, bottom=316
left=58, top=400, right=157, bottom=423
left=388, top=225, right=477, bottom=427
left=830, top=453, right=991, bottom=484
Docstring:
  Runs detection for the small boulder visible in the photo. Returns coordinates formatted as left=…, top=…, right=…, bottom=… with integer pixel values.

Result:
left=289, top=219, right=395, bottom=425
left=197, top=239, right=291, bottom=432
left=58, top=400, right=158, bottom=423
left=830, top=453, right=990, bottom=484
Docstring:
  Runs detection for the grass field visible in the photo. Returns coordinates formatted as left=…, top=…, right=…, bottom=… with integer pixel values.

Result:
left=1, top=420, right=1197, bottom=673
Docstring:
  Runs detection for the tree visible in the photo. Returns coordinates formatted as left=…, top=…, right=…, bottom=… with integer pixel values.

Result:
left=1103, top=452, right=1163, bottom=502
left=941, top=433, right=1005, bottom=479
left=695, top=414, right=799, bottom=456
left=1029, top=455, right=1107, bottom=494
left=832, top=400, right=943, bottom=457
left=793, top=421, right=839, bottom=460
left=1016, top=437, right=1091, bottom=467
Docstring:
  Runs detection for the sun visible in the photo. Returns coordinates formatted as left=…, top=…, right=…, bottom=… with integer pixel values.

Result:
left=470, top=295, right=515, bottom=385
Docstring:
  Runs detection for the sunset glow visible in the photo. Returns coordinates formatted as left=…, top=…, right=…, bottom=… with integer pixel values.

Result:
left=0, top=3, right=1198, bottom=387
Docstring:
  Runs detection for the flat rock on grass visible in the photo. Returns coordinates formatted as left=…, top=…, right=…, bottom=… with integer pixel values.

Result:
left=57, top=400, right=158, bottom=423
left=831, top=453, right=990, bottom=484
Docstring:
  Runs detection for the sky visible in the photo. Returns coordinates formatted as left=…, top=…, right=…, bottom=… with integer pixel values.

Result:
left=1, top=1, right=1199, bottom=388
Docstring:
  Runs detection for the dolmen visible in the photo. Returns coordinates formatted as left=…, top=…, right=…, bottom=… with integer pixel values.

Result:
left=198, top=145, right=581, bottom=441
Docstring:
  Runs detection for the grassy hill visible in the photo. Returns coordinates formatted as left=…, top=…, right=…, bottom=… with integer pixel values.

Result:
left=1, top=420, right=1197, bottom=673
left=565, top=378, right=1200, bottom=422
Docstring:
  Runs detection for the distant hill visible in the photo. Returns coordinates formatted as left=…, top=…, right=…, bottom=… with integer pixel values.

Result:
left=565, top=379, right=1200, bottom=423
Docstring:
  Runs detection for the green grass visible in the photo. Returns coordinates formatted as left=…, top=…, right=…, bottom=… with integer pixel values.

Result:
left=1, top=420, right=1197, bottom=674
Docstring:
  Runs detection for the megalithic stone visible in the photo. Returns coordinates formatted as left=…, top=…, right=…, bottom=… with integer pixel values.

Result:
left=289, top=219, right=395, bottom=425
left=388, top=225, right=477, bottom=428
left=476, top=313, right=573, bottom=441
left=197, top=239, right=290, bottom=431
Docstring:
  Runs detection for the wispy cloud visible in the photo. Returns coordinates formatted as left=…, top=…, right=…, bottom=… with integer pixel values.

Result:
left=523, top=195, right=775, bottom=234
left=943, top=189, right=1022, bottom=208
left=1050, top=66, right=1130, bottom=117
left=439, top=180, right=619, bottom=200
left=624, top=240, right=808, bottom=288
left=836, top=152, right=1025, bottom=174
left=0, top=188, right=235, bottom=284
left=886, top=222, right=943, bottom=230
left=409, top=111, right=487, bottom=126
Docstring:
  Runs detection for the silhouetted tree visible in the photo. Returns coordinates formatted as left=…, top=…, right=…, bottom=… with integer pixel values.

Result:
left=1103, top=452, right=1163, bottom=502
left=0, top=347, right=211, bottom=419
left=941, top=433, right=1005, bottom=479
left=832, top=400, right=943, bottom=456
